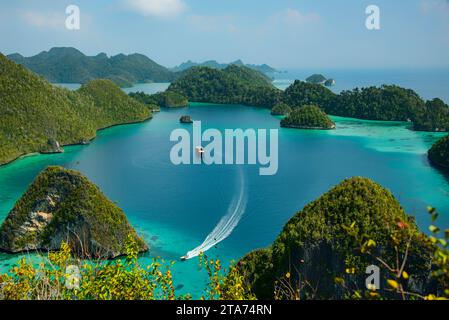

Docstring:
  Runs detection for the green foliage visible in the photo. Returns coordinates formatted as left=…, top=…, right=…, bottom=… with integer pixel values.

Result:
left=78, top=79, right=151, bottom=127
left=271, top=103, right=292, bottom=116
left=329, top=85, right=426, bottom=121
left=334, top=207, right=449, bottom=300
left=280, top=105, right=335, bottom=129
left=8, top=47, right=174, bottom=87
left=235, top=177, right=434, bottom=299
left=172, top=59, right=277, bottom=75
left=428, top=135, right=449, bottom=169
left=0, top=238, right=178, bottom=300
left=129, top=91, right=188, bottom=108
left=0, top=166, right=148, bottom=259
left=198, top=253, right=255, bottom=300
left=168, top=65, right=282, bottom=108
left=283, top=82, right=448, bottom=133
left=0, top=54, right=151, bottom=165
left=306, top=74, right=327, bottom=84
left=413, top=98, right=449, bottom=132
left=283, top=80, right=337, bottom=110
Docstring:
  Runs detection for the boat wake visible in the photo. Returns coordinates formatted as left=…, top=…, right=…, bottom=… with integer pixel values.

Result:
left=182, top=167, right=247, bottom=260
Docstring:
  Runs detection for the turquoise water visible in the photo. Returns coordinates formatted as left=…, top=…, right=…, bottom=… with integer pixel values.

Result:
left=0, top=102, right=449, bottom=298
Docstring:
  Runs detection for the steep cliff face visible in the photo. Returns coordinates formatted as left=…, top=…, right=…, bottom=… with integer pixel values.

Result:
left=235, top=177, right=434, bottom=299
left=0, top=166, right=148, bottom=259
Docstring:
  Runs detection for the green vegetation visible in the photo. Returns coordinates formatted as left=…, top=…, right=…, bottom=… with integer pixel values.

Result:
left=172, top=59, right=277, bottom=75
left=78, top=79, right=152, bottom=127
left=329, top=85, right=426, bottom=121
left=271, top=103, right=292, bottom=116
left=160, top=91, right=189, bottom=108
left=168, top=65, right=282, bottom=108
left=0, top=236, right=252, bottom=300
left=280, top=105, right=335, bottom=130
left=8, top=47, right=174, bottom=87
left=428, top=135, right=449, bottom=169
left=413, top=98, right=449, bottom=132
left=0, top=54, right=151, bottom=165
left=0, top=239, right=178, bottom=300
left=283, top=80, right=337, bottom=110
left=0, top=166, right=147, bottom=259
left=129, top=91, right=188, bottom=108
left=234, top=177, right=436, bottom=299
left=283, top=81, right=449, bottom=132
left=306, top=74, right=327, bottom=84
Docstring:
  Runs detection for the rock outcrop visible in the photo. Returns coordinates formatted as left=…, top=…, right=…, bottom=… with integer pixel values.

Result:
left=180, top=115, right=193, bottom=123
left=428, top=135, right=449, bottom=169
left=234, top=177, right=434, bottom=299
left=0, top=166, right=148, bottom=259
left=40, top=139, right=64, bottom=154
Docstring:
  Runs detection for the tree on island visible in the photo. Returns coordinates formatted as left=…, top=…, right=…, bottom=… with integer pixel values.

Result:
left=129, top=91, right=189, bottom=108
left=271, top=103, right=292, bottom=116
left=280, top=105, right=336, bottom=130
left=168, top=65, right=282, bottom=108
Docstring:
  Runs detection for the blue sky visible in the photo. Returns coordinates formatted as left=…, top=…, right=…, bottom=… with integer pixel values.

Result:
left=0, top=0, right=448, bottom=68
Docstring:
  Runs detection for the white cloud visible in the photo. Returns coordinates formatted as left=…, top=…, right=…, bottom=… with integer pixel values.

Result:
left=273, top=8, right=321, bottom=26
left=21, top=11, right=64, bottom=28
left=125, top=0, right=187, bottom=18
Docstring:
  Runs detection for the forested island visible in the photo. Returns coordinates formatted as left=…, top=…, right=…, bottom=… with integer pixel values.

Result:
left=168, top=65, right=282, bottom=108
left=172, top=59, right=277, bottom=75
left=134, top=67, right=449, bottom=133
left=0, top=166, right=148, bottom=259
left=280, top=105, right=336, bottom=130
left=8, top=47, right=175, bottom=87
left=0, top=54, right=152, bottom=165
left=129, top=91, right=188, bottom=108
left=233, top=177, right=438, bottom=300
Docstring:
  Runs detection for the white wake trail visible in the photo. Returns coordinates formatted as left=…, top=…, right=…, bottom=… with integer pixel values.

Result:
left=183, top=168, right=247, bottom=260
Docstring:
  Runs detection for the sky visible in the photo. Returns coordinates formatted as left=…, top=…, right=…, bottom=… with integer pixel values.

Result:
left=0, top=0, right=448, bottom=69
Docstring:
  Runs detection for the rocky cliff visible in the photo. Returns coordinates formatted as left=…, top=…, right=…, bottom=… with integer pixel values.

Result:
left=0, top=166, right=148, bottom=259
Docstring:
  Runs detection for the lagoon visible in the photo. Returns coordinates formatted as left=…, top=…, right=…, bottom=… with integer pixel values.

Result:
left=0, top=101, right=448, bottom=297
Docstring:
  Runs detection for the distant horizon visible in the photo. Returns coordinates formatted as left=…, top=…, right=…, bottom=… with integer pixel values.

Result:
left=4, top=46, right=449, bottom=71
